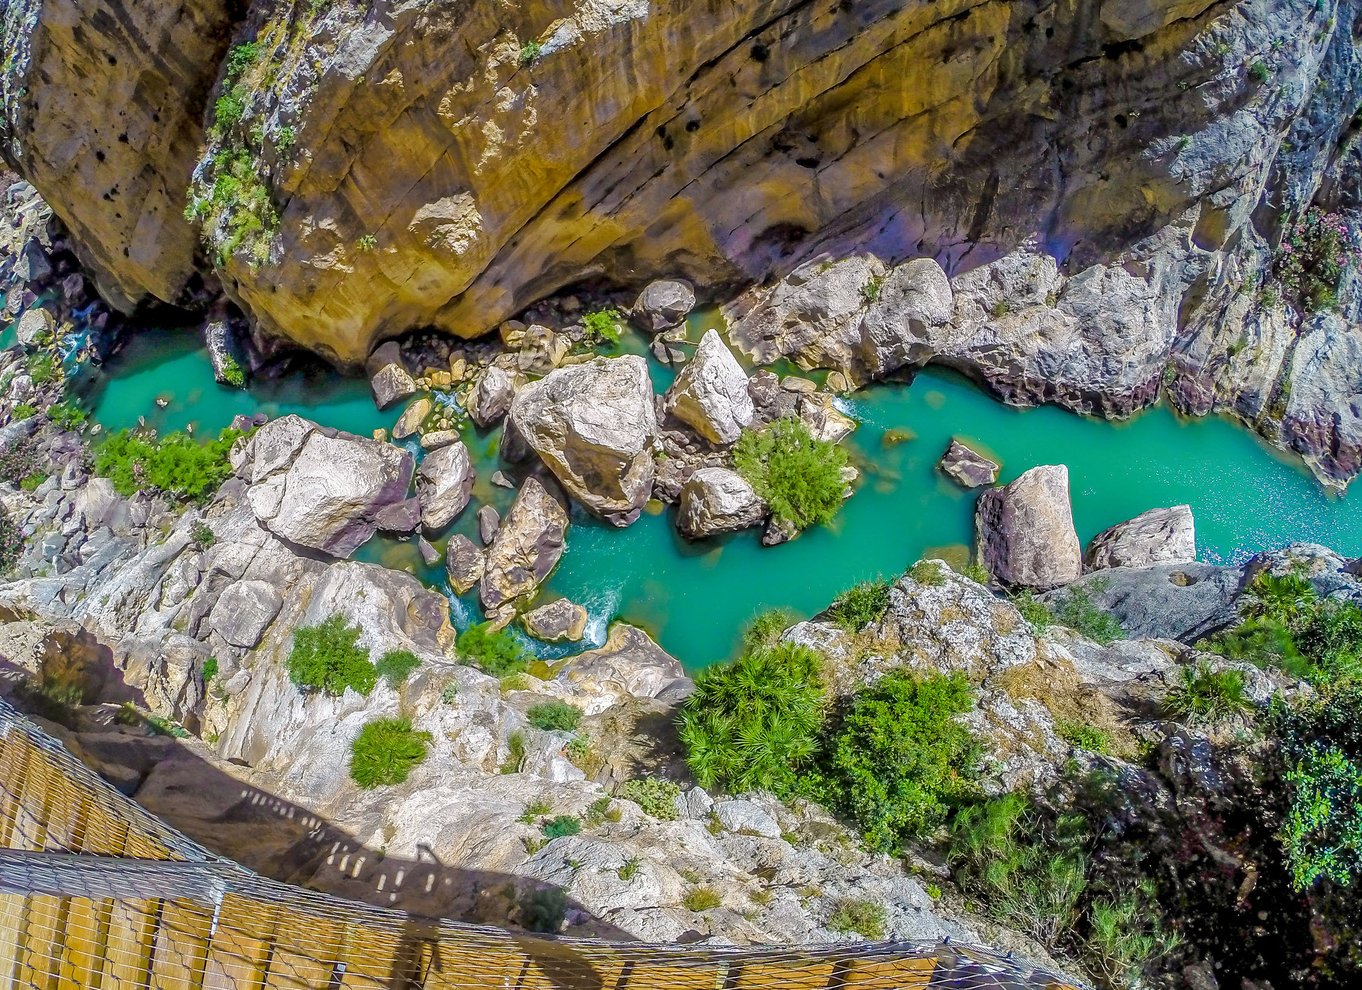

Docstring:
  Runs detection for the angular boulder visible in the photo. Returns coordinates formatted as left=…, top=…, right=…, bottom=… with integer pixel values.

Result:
left=393, top=397, right=432, bottom=439
left=676, top=468, right=766, bottom=539
left=554, top=623, right=690, bottom=703
left=415, top=441, right=474, bottom=532
left=468, top=366, right=520, bottom=428
left=480, top=478, right=569, bottom=614
left=16, top=307, right=55, bottom=348
left=521, top=598, right=589, bottom=643
left=939, top=439, right=1000, bottom=488
left=370, top=363, right=417, bottom=410
left=663, top=329, right=754, bottom=445
left=975, top=465, right=1082, bottom=590
left=632, top=279, right=696, bottom=333
left=476, top=504, right=500, bottom=544
left=1086, top=506, right=1196, bottom=571
left=860, top=258, right=954, bottom=378
left=510, top=356, right=659, bottom=525
left=445, top=533, right=485, bottom=595
left=242, top=415, right=416, bottom=558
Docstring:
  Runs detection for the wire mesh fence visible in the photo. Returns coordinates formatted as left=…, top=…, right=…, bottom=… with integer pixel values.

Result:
left=0, top=699, right=1086, bottom=990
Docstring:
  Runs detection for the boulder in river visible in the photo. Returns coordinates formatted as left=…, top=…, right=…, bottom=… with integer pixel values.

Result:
left=632, top=279, right=696, bottom=333
left=663, top=329, right=754, bottom=445
left=371, top=362, right=418, bottom=410
left=393, top=397, right=432, bottom=439
left=1085, top=505, right=1196, bottom=571
left=16, top=307, right=55, bottom=347
left=859, top=258, right=954, bottom=378
left=939, top=439, right=1000, bottom=488
left=975, top=464, right=1081, bottom=590
left=476, top=504, right=501, bottom=545
left=241, top=415, right=416, bottom=558
left=468, top=366, right=520, bottom=428
left=522, top=598, right=589, bottom=643
left=676, top=467, right=766, bottom=539
left=445, top=533, right=485, bottom=595
left=510, top=355, right=658, bottom=526
left=415, top=441, right=475, bottom=532
left=480, top=478, right=569, bottom=616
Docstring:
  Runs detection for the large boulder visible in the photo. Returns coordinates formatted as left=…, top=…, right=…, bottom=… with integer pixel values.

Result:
left=632, top=279, right=696, bottom=333
left=510, top=356, right=659, bottom=526
left=480, top=478, right=569, bottom=616
left=468, top=367, right=520, bottom=428
left=859, top=258, right=954, bottom=377
left=938, top=439, right=1000, bottom=489
left=415, top=442, right=475, bottom=532
left=370, top=362, right=417, bottom=410
left=1086, top=506, right=1196, bottom=571
left=445, top=534, right=485, bottom=595
left=521, top=598, right=589, bottom=643
left=975, top=465, right=1082, bottom=590
left=241, top=415, right=416, bottom=558
left=16, top=307, right=55, bottom=348
left=675, top=468, right=767, bottom=539
left=662, top=329, right=754, bottom=445
left=554, top=623, right=690, bottom=706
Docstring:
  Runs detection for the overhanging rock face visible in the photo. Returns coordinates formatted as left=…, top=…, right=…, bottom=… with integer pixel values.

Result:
left=0, top=699, right=1088, bottom=989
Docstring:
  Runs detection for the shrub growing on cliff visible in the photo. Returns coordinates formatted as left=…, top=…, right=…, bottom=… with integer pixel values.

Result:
left=739, top=607, right=798, bottom=652
left=822, top=671, right=980, bottom=850
left=94, top=427, right=242, bottom=503
left=826, top=578, right=891, bottom=632
left=1050, top=585, right=1124, bottom=645
left=457, top=622, right=527, bottom=676
left=0, top=510, right=22, bottom=574
left=827, top=898, right=886, bottom=939
left=1163, top=663, right=1251, bottom=725
left=619, top=776, right=681, bottom=820
left=733, top=417, right=849, bottom=534
left=526, top=699, right=582, bottom=732
left=1272, top=207, right=1360, bottom=314
left=581, top=308, right=621, bottom=346
left=287, top=615, right=377, bottom=697
left=678, top=641, right=826, bottom=795
left=349, top=717, right=432, bottom=789
left=375, top=649, right=421, bottom=688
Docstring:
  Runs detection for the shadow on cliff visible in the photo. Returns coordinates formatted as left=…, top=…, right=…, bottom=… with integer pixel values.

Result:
left=0, top=651, right=638, bottom=990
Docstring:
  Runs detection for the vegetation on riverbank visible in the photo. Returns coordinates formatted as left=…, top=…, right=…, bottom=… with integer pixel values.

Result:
left=94, top=426, right=245, bottom=503
left=733, top=417, right=848, bottom=534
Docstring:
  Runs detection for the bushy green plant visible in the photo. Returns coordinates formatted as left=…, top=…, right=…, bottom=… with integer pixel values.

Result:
left=822, top=672, right=980, bottom=850
left=349, top=717, right=431, bottom=789
left=619, top=777, right=681, bottom=820
left=219, top=354, right=247, bottom=388
left=827, top=898, right=886, bottom=940
left=739, top=607, right=797, bottom=653
left=581, top=308, right=620, bottom=345
left=733, top=417, right=849, bottom=534
left=93, top=427, right=243, bottom=503
left=826, top=578, right=892, bottom=632
left=458, top=621, right=527, bottom=676
left=1013, top=591, right=1053, bottom=633
left=1084, top=884, right=1180, bottom=990
left=440, top=682, right=459, bottom=704
left=46, top=402, right=87, bottom=431
left=519, top=798, right=553, bottom=823
left=1057, top=720, right=1112, bottom=754
left=286, top=615, right=377, bottom=697
left=683, top=886, right=721, bottom=912
left=907, top=559, right=946, bottom=587
left=1272, top=208, right=1359, bottom=313
left=201, top=657, right=219, bottom=683
left=191, top=522, right=215, bottom=550
left=375, top=649, right=421, bottom=688
left=518, top=886, right=566, bottom=933
left=1163, top=663, right=1251, bottom=725
left=541, top=815, right=581, bottom=839
left=19, top=472, right=45, bottom=492
left=526, top=699, right=582, bottom=732
left=678, top=641, right=826, bottom=795
left=27, top=353, right=58, bottom=385
left=1051, top=586, right=1124, bottom=645
left=185, top=146, right=279, bottom=267
left=518, top=40, right=542, bottom=66
left=12, top=403, right=35, bottom=421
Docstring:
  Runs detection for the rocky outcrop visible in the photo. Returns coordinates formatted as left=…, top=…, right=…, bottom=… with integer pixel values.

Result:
left=510, top=357, right=659, bottom=525
left=1086, top=506, right=1196, bottom=571
left=521, top=598, right=588, bottom=644
left=675, top=468, right=766, bottom=540
left=480, top=479, right=568, bottom=618
left=415, top=442, right=474, bottom=533
left=975, top=466, right=1081, bottom=590
left=938, top=440, right=999, bottom=489
left=238, top=415, right=417, bottom=558
left=662, top=330, right=754, bottom=445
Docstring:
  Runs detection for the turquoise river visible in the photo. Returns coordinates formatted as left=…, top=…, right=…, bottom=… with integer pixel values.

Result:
left=29, top=314, right=1362, bottom=670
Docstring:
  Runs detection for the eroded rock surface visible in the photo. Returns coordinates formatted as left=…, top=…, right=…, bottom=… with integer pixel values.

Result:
left=1086, top=506, right=1196, bottom=571
left=480, top=479, right=568, bottom=617
left=675, top=468, right=766, bottom=540
left=939, top=440, right=999, bottom=489
left=975, top=466, right=1081, bottom=590
left=663, top=330, right=754, bottom=445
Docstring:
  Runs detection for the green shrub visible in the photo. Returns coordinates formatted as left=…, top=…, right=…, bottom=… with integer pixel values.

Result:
left=827, top=898, right=886, bottom=940
left=1051, top=586, right=1124, bottom=645
left=518, top=886, right=566, bottom=933
left=12, top=403, right=35, bottom=421
left=733, top=417, right=850, bottom=533
left=683, top=886, right=721, bottom=912
left=458, top=621, right=527, bottom=676
left=1013, top=591, right=1053, bottom=633
left=527, top=699, right=582, bottom=732
left=541, top=815, right=581, bottom=840
left=185, top=146, right=279, bottom=268
left=1273, top=208, right=1358, bottom=313
left=219, top=354, right=247, bottom=388
left=619, top=777, right=681, bottom=820
left=201, top=657, right=219, bottom=683
left=826, top=578, right=892, bottom=632
left=19, top=472, right=45, bottom=492
left=581, top=308, right=620, bottom=345
left=618, top=857, right=641, bottom=881
left=93, top=427, right=243, bottom=503
left=861, top=275, right=883, bottom=304
left=286, top=615, right=377, bottom=697
left=1163, top=663, right=1251, bottom=725
left=740, top=608, right=797, bottom=653
left=1057, top=720, right=1111, bottom=754
left=518, top=41, right=542, bottom=66
left=907, top=559, right=945, bottom=587
left=678, top=641, right=826, bottom=795
left=519, top=799, right=553, bottom=823
left=500, top=730, right=527, bottom=774
left=1084, top=884, right=1180, bottom=990
left=375, top=649, right=421, bottom=688
left=191, top=522, right=215, bottom=550
left=440, top=682, right=459, bottom=704
left=27, top=352, right=58, bottom=385
left=349, top=717, right=432, bottom=789
left=1248, top=59, right=1272, bottom=83
left=822, top=672, right=980, bottom=850
left=585, top=796, right=620, bottom=827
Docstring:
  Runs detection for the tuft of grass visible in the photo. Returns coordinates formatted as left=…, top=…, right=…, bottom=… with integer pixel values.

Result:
left=541, top=815, right=581, bottom=840
left=827, top=898, right=887, bottom=940
left=1056, top=720, right=1112, bottom=754
left=740, top=608, right=798, bottom=653
left=12, top=403, right=36, bottom=421
left=440, top=682, right=459, bottom=704
left=1013, top=591, right=1053, bottom=634
left=287, top=616, right=376, bottom=697
left=619, top=777, right=681, bottom=820
left=827, top=578, right=892, bottom=632
left=861, top=274, right=884, bottom=304
left=908, top=559, right=946, bottom=587
left=526, top=699, right=583, bottom=732
left=500, top=730, right=527, bottom=774
left=519, top=799, right=553, bottom=824
left=683, top=886, right=722, bottom=912
left=191, top=522, right=215, bottom=550
left=458, top=622, right=528, bottom=676
left=618, top=857, right=641, bottom=881
left=349, top=717, right=432, bottom=789
left=201, top=657, right=219, bottom=683
left=733, top=417, right=850, bottom=534
left=1051, top=586, right=1124, bottom=645
left=585, top=796, right=621, bottom=827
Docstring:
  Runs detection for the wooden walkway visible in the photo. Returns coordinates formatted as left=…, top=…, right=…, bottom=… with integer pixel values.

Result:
left=0, top=701, right=1083, bottom=990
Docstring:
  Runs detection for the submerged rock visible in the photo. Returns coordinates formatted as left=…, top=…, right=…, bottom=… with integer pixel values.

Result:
left=939, top=439, right=1000, bottom=489
left=415, top=441, right=475, bottom=532
left=480, top=478, right=568, bottom=616
left=445, top=533, right=485, bottom=595
left=632, top=279, right=696, bottom=333
left=241, top=415, right=416, bottom=559
left=975, top=465, right=1081, bottom=590
left=521, top=598, right=588, bottom=643
left=662, top=329, right=754, bottom=445
left=510, top=356, right=659, bottom=525
left=1086, top=506, right=1196, bottom=571
left=676, top=467, right=766, bottom=539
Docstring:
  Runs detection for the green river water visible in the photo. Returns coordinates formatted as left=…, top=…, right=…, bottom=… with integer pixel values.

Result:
left=31, top=316, right=1362, bottom=670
